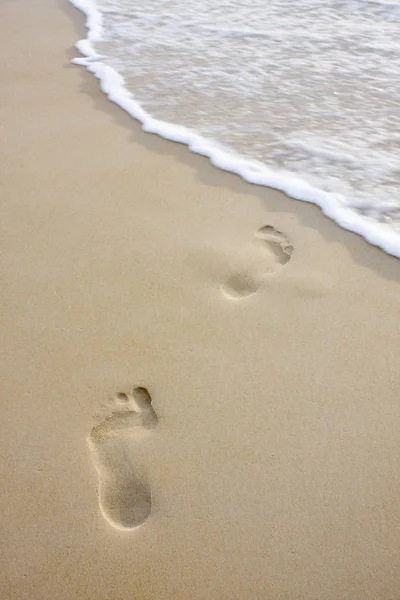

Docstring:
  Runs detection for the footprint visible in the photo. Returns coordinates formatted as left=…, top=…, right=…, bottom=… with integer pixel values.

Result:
left=221, top=225, right=293, bottom=299
left=88, top=387, right=158, bottom=531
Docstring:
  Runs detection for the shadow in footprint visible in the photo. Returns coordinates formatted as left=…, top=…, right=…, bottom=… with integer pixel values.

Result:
left=88, top=387, right=158, bottom=531
left=222, top=225, right=294, bottom=299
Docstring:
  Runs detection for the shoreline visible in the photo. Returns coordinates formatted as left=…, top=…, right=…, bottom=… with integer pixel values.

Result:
left=67, top=0, right=400, bottom=260
left=2, top=1, right=400, bottom=599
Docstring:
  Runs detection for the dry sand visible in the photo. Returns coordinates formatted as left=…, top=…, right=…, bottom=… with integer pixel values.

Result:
left=1, top=0, right=400, bottom=598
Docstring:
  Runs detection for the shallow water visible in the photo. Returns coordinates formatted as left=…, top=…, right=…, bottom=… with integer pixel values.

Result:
left=72, top=0, right=400, bottom=256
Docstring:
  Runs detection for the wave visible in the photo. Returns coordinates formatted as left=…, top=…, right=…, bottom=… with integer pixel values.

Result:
left=68, top=0, right=400, bottom=258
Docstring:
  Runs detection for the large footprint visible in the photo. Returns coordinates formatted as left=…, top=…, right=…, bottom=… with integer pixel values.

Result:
left=88, top=387, right=158, bottom=531
left=221, top=225, right=293, bottom=299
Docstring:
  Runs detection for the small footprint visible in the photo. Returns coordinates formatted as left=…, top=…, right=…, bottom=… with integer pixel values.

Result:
left=88, top=387, right=158, bottom=531
left=221, top=225, right=293, bottom=299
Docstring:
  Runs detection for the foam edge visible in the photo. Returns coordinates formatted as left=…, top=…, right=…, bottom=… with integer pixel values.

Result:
left=67, top=0, right=400, bottom=259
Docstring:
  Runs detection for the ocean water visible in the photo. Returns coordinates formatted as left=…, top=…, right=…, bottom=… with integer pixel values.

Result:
left=70, top=0, right=400, bottom=257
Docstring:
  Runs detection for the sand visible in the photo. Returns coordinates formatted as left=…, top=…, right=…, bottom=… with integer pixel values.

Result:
left=1, top=0, right=400, bottom=598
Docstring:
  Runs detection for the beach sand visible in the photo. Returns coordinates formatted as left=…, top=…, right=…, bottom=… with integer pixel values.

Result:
left=1, top=0, right=400, bottom=598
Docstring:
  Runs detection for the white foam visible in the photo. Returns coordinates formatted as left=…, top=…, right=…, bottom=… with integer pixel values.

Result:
left=68, top=0, right=400, bottom=259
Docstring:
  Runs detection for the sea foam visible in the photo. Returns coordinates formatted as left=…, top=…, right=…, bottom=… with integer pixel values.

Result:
left=68, top=0, right=400, bottom=258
